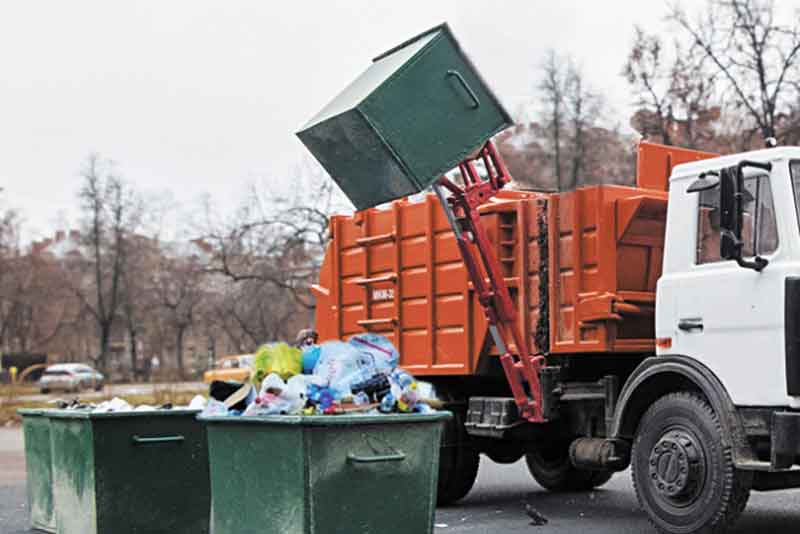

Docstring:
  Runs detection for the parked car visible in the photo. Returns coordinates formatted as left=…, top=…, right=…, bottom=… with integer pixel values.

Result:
left=202, top=354, right=253, bottom=384
left=38, top=363, right=105, bottom=394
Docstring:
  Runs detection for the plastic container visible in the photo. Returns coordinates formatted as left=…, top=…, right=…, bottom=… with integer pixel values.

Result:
left=45, top=409, right=210, bottom=534
left=19, top=409, right=56, bottom=533
left=200, top=412, right=451, bottom=534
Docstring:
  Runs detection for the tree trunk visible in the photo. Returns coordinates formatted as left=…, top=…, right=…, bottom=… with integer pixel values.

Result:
left=98, top=323, right=111, bottom=372
left=553, top=115, right=562, bottom=190
left=129, top=326, right=138, bottom=381
left=176, top=327, right=185, bottom=380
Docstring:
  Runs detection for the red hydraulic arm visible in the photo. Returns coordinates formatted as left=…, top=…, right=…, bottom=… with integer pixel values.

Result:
left=433, top=141, right=546, bottom=423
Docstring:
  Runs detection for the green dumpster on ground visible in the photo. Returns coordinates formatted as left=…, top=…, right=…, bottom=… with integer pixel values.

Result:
left=45, top=409, right=210, bottom=534
left=200, top=412, right=451, bottom=534
left=20, top=409, right=56, bottom=533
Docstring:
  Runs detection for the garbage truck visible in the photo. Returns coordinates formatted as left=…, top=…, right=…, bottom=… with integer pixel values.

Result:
left=298, top=23, right=800, bottom=534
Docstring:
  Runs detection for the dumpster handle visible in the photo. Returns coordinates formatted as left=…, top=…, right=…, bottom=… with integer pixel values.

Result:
left=131, top=435, right=185, bottom=445
left=347, top=452, right=406, bottom=464
left=446, top=70, right=480, bottom=109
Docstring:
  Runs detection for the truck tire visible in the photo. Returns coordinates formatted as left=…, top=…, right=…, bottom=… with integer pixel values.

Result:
left=525, top=440, right=614, bottom=491
left=486, top=440, right=525, bottom=464
left=436, top=403, right=479, bottom=505
left=631, top=392, right=752, bottom=534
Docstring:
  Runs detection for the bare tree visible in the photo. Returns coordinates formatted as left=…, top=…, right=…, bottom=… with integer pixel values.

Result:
left=150, top=247, right=206, bottom=378
left=565, top=63, right=603, bottom=189
left=624, top=27, right=676, bottom=145
left=67, top=154, right=143, bottom=372
left=539, top=50, right=568, bottom=188
left=0, top=210, right=71, bottom=355
left=670, top=0, right=800, bottom=143
left=538, top=51, right=606, bottom=190
left=625, top=26, right=720, bottom=149
left=199, top=160, right=344, bottom=310
left=119, top=235, right=161, bottom=379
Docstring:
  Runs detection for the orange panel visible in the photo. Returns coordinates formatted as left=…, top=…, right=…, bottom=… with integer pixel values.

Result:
left=315, top=142, right=715, bottom=375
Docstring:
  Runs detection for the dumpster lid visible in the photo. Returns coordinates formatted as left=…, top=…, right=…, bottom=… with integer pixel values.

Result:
left=43, top=408, right=201, bottom=419
left=198, top=412, right=451, bottom=426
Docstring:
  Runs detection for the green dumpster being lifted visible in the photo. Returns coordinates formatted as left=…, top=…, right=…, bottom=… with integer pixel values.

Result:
left=201, top=413, right=450, bottom=534
left=296, top=23, right=512, bottom=211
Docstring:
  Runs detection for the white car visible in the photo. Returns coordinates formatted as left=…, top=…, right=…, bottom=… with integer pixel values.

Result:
left=38, top=363, right=105, bottom=394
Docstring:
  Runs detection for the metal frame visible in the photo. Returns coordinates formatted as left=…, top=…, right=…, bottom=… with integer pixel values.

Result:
left=433, top=141, right=546, bottom=422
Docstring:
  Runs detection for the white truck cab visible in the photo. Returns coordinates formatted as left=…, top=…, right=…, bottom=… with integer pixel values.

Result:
left=658, top=148, right=800, bottom=408
left=603, top=147, right=800, bottom=534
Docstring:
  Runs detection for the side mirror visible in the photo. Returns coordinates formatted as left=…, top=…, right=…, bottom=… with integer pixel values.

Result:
left=718, top=161, right=771, bottom=271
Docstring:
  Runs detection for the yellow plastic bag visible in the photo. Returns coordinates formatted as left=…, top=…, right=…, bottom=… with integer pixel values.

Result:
left=253, top=343, right=302, bottom=382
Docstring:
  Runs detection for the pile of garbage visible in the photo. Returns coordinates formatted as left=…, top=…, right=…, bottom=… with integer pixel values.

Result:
left=51, top=395, right=208, bottom=413
left=202, top=333, right=436, bottom=417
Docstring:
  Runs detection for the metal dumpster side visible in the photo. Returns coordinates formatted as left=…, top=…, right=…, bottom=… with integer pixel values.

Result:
left=19, top=409, right=56, bottom=533
left=46, top=409, right=210, bottom=534
left=201, top=412, right=451, bottom=534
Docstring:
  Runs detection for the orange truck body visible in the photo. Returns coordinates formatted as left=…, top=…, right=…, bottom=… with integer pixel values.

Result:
left=312, top=142, right=717, bottom=376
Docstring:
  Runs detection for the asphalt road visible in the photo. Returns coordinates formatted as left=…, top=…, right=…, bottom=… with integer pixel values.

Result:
left=2, top=426, right=800, bottom=533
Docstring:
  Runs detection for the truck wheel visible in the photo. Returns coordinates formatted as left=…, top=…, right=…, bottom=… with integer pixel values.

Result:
left=525, top=440, right=613, bottom=491
left=486, top=440, right=525, bottom=464
left=631, top=392, right=752, bottom=534
left=436, top=404, right=479, bottom=505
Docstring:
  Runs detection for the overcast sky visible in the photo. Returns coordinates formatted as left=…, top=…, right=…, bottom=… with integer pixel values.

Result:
left=0, top=1, right=704, bottom=239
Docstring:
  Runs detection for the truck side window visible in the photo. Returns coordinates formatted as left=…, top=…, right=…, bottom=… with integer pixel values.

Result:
left=696, top=174, right=778, bottom=264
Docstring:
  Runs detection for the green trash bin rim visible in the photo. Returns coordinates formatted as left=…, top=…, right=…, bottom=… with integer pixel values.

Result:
left=197, top=412, right=451, bottom=427
left=43, top=408, right=201, bottom=420
left=17, top=408, right=46, bottom=416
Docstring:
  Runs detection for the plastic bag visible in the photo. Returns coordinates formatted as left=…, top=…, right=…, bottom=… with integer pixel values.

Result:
left=92, top=397, right=132, bottom=413
left=245, top=372, right=307, bottom=415
left=188, top=395, right=207, bottom=410
left=348, top=334, right=398, bottom=374
left=312, top=341, right=383, bottom=397
left=253, top=342, right=302, bottom=382
left=201, top=398, right=229, bottom=417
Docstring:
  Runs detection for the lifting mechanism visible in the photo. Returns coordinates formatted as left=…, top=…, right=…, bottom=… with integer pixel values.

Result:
left=433, top=141, right=546, bottom=423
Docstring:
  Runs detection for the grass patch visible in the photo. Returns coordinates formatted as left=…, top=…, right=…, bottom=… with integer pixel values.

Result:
left=0, top=384, right=39, bottom=399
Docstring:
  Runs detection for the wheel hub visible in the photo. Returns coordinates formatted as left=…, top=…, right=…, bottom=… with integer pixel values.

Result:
left=648, top=430, right=703, bottom=501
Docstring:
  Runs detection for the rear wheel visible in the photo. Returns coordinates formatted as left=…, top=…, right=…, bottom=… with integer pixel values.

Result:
left=436, top=393, right=479, bottom=505
left=631, top=392, right=751, bottom=534
left=525, top=439, right=613, bottom=491
left=485, top=440, right=525, bottom=464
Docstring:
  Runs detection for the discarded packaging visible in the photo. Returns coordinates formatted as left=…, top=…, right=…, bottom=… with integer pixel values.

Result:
left=253, top=342, right=303, bottom=382
left=202, top=333, right=437, bottom=418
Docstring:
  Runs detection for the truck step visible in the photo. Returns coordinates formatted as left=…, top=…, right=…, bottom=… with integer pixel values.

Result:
left=465, top=397, right=522, bottom=438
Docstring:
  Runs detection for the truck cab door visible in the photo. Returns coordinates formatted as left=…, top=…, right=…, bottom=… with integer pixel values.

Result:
left=667, top=169, right=788, bottom=406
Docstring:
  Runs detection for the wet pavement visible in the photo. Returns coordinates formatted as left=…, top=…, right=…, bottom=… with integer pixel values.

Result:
left=2, top=426, right=800, bottom=533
